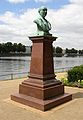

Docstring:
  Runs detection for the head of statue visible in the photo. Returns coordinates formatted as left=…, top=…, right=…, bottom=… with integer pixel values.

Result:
left=38, top=6, right=47, bottom=18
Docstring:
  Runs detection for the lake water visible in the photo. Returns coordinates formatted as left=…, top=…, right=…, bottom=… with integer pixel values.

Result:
left=0, top=56, right=83, bottom=80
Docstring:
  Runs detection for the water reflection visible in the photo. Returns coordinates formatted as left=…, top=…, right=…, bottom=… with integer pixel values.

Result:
left=54, top=56, right=83, bottom=69
left=0, top=56, right=83, bottom=80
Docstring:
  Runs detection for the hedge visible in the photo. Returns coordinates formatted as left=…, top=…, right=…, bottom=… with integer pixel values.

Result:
left=67, top=65, right=83, bottom=82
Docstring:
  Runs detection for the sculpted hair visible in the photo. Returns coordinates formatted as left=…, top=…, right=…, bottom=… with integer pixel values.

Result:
left=38, top=6, right=47, bottom=13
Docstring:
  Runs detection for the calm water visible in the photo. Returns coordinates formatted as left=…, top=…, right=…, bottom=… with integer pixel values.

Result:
left=0, top=56, right=83, bottom=80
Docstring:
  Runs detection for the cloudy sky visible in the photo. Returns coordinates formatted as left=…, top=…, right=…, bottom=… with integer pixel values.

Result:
left=0, top=0, right=83, bottom=49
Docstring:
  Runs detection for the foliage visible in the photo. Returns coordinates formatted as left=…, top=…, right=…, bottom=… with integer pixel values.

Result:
left=61, top=77, right=83, bottom=88
left=67, top=65, right=83, bottom=82
left=12, top=43, right=18, bottom=52
left=0, top=42, right=26, bottom=53
left=61, top=78, right=68, bottom=85
left=65, top=48, right=78, bottom=54
left=5, top=42, right=13, bottom=53
left=17, top=43, right=26, bottom=52
left=55, top=46, right=63, bottom=53
left=0, top=44, right=2, bottom=53
left=53, top=46, right=63, bottom=57
left=79, top=50, right=83, bottom=54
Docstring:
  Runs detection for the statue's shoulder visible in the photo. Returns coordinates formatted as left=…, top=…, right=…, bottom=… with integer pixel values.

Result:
left=34, top=16, right=43, bottom=25
left=34, top=17, right=41, bottom=22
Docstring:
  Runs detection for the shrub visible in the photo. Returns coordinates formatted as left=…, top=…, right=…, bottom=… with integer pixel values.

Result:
left=61, top=78, right=83, bottom=88
left=67, top=65, right=83, bottom=82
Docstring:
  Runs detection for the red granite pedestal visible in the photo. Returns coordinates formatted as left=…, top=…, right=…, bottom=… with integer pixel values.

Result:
left=11, top=36, right=72, bottom=111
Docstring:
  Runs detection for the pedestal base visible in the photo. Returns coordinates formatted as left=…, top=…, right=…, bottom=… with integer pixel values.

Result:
left=11, top=79, right=72, bottom=111
left=11, top=93, right=72, bottom=111
left=11, top=36, right=72, bottom=111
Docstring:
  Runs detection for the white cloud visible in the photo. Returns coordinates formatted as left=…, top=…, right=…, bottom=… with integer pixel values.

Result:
left=70, top=0, right=83, bottom=4
left=0, top=0, right=83, bottom=49
left=7, top=0, right=53, bottom=4
left=0, top=9, right=37, bottom=45
left=48, top=0, right=83, bottom=49
left=7, top=0, right=28, bottom=4
left=34, top=0, right=52, bottom=3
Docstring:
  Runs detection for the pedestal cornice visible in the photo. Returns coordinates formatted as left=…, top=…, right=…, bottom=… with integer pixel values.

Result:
left=28, top=35, right=58, bottom=42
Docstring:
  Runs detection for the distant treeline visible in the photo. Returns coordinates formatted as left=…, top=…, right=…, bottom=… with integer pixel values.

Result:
left=0, top=42, right=83, bottom=57
left=0, top=42, right=26, bottom=54
left=53, top=47, right=83, bottom=57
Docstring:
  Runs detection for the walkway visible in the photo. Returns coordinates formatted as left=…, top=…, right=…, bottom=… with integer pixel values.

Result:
left=0, top=77, right=83, bottom=120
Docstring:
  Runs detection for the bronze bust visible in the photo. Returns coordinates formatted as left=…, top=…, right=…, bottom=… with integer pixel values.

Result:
left=34, top=6, right=52, bottom=36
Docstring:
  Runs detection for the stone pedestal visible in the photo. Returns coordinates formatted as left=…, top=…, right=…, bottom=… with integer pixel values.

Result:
left=11, top=36, right=72, bottom=111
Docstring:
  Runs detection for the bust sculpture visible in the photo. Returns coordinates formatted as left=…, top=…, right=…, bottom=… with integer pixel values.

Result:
left=34, top=6, right=52, bottom=36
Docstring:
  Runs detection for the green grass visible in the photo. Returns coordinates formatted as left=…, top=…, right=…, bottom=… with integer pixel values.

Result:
left=61, top=77, right=83, bottom=88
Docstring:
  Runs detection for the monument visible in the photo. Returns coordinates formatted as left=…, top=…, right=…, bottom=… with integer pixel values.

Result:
left=11, top=7, right=72, bottom=111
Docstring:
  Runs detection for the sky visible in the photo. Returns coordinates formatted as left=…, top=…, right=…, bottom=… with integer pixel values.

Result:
left=0, top=0, right=83, bottom=49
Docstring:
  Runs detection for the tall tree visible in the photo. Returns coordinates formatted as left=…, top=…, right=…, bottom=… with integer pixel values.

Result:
left=12, top=43, right=18, bottom=53
left=17, top=43, right=26, bottom=52
left=0, top=44, right=2, bottom=53
left=79, top=50, right=83, bottom=54
left=55, top=47, right=63, bottom=53
left=5, top=42, right=13, bottom=53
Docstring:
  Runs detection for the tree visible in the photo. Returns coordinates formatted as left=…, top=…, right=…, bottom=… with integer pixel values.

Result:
left=0, top=42, right=26, bottom=54
left=12, top=43, right=18, bottom=53
left=17, top=43, right=26, bottom=52
left=65, top=48, right=69, bottom=54
left=79, top=50, right=83, bottom=54
left=0, top=44, right=2, bottom=53
left=71, top=48, right=78, bottom=54
left=5, top=42, right=13, bottom=53
left=21, top=45, right=26, bottom=52
left=65, top=48, right=78, bottom=54
left=1, top=43, right=6, bottom=53
left=55, top=47, right=63, bottom=53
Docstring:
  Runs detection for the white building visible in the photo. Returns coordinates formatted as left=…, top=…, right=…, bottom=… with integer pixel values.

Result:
left=25, top=46, right=31, bottom=54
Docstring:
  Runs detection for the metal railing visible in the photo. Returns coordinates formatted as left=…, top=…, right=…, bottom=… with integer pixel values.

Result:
left=0, top=72, right=28, bottom=81
left=0, top=67, right=73, bottom=81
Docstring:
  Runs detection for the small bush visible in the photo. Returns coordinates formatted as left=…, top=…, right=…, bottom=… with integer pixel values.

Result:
left=61, top=78, right=83, bottom=88
left=61, top=78, right=68, bottom=85
left=67, top=65, right=83, bottom=82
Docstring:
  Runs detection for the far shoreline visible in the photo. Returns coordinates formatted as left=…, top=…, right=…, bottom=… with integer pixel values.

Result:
left=0, top=53, right=31, bottom=57
left=0, top=53, right=83, bottom=57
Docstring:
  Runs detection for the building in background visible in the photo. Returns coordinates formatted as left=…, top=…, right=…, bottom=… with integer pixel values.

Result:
left=25, top=46, right=31, bottom=55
